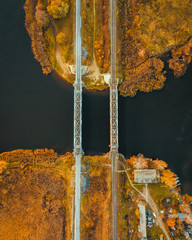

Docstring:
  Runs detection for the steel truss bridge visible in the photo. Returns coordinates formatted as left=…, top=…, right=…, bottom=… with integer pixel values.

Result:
left=73, top=0, right=118, bottom=239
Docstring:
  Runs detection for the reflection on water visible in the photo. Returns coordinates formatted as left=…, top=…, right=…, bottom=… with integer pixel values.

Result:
left=0, top=0, right=192, bottom=193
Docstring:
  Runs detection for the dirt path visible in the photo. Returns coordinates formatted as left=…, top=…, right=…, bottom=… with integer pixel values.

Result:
left=144, top=188, right=171, bottom=240
left=119, top=158, right=171, bottom=240
left=50, top=18, right=70, bottom=75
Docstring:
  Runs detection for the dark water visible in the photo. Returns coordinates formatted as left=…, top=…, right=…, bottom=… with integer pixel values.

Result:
left=119, top=66, right=192, bottom=193
left=0, top=1, right=192, bottom=192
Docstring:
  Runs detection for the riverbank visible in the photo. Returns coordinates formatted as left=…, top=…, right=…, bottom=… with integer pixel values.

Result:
left=24, top=0, right=192, bottom=96
left=0, top=149, right=191, bottom=239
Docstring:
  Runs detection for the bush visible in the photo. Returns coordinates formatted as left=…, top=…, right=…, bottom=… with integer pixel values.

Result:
left=47, top=0, right=69, bottom=19
left=35, top=5, right=50, bottom=28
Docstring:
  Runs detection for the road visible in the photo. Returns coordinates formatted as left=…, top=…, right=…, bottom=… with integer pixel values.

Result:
left=74, top=0, right=83, bottom=239
left=110, top=0, right=118, bottom=239
left=145, top=190, right=171, bottom=240
left=111, top=152, right=118, bottom=240
left=110, top=0, right=117, bottom=87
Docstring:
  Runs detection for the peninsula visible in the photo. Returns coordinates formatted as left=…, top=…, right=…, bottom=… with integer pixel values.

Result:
left=24, top=0, right=192, bottom=96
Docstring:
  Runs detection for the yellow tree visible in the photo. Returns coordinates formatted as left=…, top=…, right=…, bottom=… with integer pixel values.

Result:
left=35, top=4, right=49, bottom=28
left=133, top=154, right=148, bottom=169
left=153, top=159, right=168, bottom=170
left=47, top=0, right=69, bottom=19
left=167, top=217, right=176, bottom=228
left=161, top=169, right=177, bottom=188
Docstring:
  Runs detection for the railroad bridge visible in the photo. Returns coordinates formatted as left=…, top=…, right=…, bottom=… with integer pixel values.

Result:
left=73, top=0, right=119, bottom=238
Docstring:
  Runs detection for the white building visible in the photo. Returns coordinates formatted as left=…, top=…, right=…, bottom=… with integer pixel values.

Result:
left=134, top=169, right=160, bottom=184
left=138, top=202, right=147, bottom=239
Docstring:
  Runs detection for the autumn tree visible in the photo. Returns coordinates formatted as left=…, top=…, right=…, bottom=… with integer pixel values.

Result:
left=184, top=214, right=192, bottom=225
left=177, top=217, right=183, bottom=227
left=169, top=38, right=192, bottom=77
left=57, top=32, right=66, bottom=45
left=161, top=169, right=177, bottom=188
left=47, top=0, right=69, bottom=19
left=127, top=155, right=137, bottom=167
left=179, top=203, right=191, bottom=214
left=181, top=194, right=192, bottom=204
left=24, top=0, right=53, bottom=74
left=133, top=0, right=192, bottom=56
left=134, top=154, right=148, bottom=169
left=167, top=217, right=176, bottom=228
left=153, top=159, right=168, bottom=170
left=119, top=57, right=166, bottom=97
left=0, top=161, right=7, bottom=174
left=35, top=4, right=50, bottom=28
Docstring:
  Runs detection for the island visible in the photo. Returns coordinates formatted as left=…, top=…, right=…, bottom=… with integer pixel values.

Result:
left=24, top=0, right=192, bottom=96
left=0, top=149, right=191, bottom=239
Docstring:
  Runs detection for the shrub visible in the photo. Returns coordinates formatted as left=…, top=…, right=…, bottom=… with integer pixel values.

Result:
left=47, top=0, right=69, bottom=19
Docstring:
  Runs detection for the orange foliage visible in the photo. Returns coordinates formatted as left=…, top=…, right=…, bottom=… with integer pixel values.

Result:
left=94, top=0, right=110, bottom=73
left=184, top=214, right=192, bottom=225
left=177, top=217, right=183, bottom=227
left=119, top=57, right=166, bottom=97
left=169, top=39, right=192, bottom=77
left=133, top=154, right=148, bottom=169
left=161, top=169, right=177, bottom=188
left=181, top=194, right=192, bottom=204
left=153, top=159, right=168, bottom=170
left=127, top=155, right=137, bottom=166
left=127, top=154, right=148, bottom=169
left=81, top=165, right=110, bottom=239
left=24, top=0, right=53, bottom=74
left=179, top=203, right=191, bottom=214
left=167, top=217, right=176, bottom=227
left=0, top=149, right=58, bottom=166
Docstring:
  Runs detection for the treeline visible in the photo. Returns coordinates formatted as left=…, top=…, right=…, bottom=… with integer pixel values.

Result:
left=24, top=0, right=54, bottom=74
left=0, top=149, right=58, bottom=166
left=169, top=38, right=192, bottom=78
left=95, top=0, right=110, bottom=73
left=119, top=57, right=166, bottom=97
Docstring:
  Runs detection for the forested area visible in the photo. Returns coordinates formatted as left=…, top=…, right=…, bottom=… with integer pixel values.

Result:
left=0, top=150, right=111, bottom=240
left=0, top=150, right=74, bottom=240
left=94, top=0, right=110, bottom=73
left=0, top=150, right=191, bottom=239
left=24, top=0, right=55, bottom=74
left=24, top=0, right=72, bottom=75
left=117, top=0, right=192, bottom=97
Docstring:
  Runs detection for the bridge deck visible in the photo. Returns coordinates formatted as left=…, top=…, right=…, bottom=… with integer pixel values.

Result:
left=110, top=0, right=118, bottom=239
left=74, top=0, right=83, bottom=239
left=110, top=84, right=118, bottom=152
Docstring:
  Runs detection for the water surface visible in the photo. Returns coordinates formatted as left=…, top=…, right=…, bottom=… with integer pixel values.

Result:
left=0, top=0, right=192, bottom=193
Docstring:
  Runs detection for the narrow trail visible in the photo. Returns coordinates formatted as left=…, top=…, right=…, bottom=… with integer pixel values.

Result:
left=144, top=189, right=172, bottom=240
left=87, top=57, right=100, bottom=79
left=48, top=17, right=70, bottom=76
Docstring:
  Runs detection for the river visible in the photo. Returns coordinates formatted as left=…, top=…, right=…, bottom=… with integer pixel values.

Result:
left=0, top=0, right=192, bottom=193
